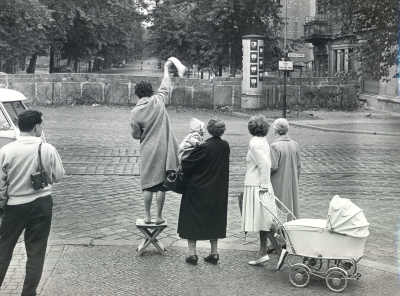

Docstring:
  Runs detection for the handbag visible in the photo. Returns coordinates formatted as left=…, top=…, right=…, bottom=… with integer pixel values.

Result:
left=163, top=166, right=185, bottom=194
left=30, top=142, right=48, bottom=190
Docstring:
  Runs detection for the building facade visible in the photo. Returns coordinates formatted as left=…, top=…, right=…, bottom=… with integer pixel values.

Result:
left=277, top=0, right=315, bottom=77
left=303, top=0, right=354, bottom=77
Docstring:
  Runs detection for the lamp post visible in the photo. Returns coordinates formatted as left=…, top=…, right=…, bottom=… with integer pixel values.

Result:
left=282, top=0, right=288, bottom=118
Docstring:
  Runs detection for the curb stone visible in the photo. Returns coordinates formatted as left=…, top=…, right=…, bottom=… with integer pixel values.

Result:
left=231, top=111, right=400, bottom=137
left=45, top=239, right=398, bottom=275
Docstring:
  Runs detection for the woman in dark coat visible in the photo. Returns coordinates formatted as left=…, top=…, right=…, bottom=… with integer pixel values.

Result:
left=177, top=119, right=230, bottom=265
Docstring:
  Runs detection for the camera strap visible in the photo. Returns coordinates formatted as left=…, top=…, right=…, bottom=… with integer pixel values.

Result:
left=38, top=142, right=45, bottom=189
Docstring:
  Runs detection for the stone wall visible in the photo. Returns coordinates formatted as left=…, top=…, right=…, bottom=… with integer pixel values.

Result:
left=0, top=74, right=357, bottom=109
left=263, top=77, right=358, bottom=109
left=362, top=66, right=398, bottom=97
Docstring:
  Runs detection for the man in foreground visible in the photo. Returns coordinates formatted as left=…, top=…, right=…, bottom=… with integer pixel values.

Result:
left=0, top=110, right=65, bottom=296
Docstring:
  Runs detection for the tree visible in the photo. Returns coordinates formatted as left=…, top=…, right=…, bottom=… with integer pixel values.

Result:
left=0, top=0, right=145, bottom=73
left=0, top=0, right=53, bottom=73
left=57, top=0, right=144, bottom=72
left=320, top=0, right=399, bottom=80
left=147, top=0, right=283, bottom=76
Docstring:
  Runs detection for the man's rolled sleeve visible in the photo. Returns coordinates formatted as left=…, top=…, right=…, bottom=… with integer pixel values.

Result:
left=51, top=149, right=65, bottom=183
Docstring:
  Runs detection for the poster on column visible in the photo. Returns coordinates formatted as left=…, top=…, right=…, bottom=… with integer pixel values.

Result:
left=259, top=46, right=263, bottom=57
left=250, top=77, right=257, bottom=88
left=250, top=39, right=258, bottom=50
left=259, top=72, right=263, bottom=81
left=250, top=52, right=258, bottom=63
left=259, top=59, right=264, bottom=69
left=250, top=65, right=258, bottom=75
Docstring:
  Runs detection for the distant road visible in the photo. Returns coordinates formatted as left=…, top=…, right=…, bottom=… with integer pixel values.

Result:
left=101, top=58, right=164, bottom=76
left=101, top=58, right=230, bottom=78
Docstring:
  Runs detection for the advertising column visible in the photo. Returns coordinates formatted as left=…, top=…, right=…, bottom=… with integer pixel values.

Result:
left=241, top=35, right=264, bottom=109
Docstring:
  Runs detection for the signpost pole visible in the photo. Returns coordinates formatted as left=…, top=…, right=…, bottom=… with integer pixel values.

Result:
left=283, top=0, right=288, bottom=118
left=283, top=63, right=287, bottom=118
left=279, top=53, right=305, bottom=118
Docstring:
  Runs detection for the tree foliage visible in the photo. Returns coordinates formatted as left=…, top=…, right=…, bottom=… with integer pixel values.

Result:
left=320, top=0, right=399, bottom=80
left=0, top=0, right=145, bottom=73
left=0, top=0, right=53, bottom=63
left=147, top=0, right=283, bottom=76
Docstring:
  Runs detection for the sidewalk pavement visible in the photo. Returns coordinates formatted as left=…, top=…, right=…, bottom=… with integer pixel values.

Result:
left=4, top=242, right=400, bottom=295
left=234, top=107, right=400, bottom=136
left=1, top=106, right=400, bottom=295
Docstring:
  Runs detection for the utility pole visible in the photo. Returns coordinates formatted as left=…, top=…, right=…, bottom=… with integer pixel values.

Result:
left=283, top=0, right=288, bottom=118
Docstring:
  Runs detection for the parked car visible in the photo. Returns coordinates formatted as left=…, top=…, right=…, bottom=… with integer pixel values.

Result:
left=0, top=89, right=46, bottom=148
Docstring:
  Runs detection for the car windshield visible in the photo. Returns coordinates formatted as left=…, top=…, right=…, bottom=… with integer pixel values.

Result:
left=2, top=101, right=26, bottom=125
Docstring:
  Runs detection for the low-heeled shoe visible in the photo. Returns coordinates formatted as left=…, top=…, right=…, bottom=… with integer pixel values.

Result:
left=248, top=254, right=269, bottom=266
left=185, top=255, right=198, bottom=265
left=204, top=254, right=219, bottom=265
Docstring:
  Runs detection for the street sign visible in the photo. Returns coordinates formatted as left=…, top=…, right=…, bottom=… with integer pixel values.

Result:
left=288, top=52, right=306, bottom=58
left=278, top=61, right=293, bottom=71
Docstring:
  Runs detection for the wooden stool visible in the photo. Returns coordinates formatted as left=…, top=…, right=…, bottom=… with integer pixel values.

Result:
left=136, top=219, right=167, bottom=257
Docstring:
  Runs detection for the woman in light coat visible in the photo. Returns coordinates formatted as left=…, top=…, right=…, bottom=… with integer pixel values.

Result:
left=130, top=59, right=179, bottom=225
left=270, top=118, right=301, bottom=221
left=241, top=115, right=282, bottom=265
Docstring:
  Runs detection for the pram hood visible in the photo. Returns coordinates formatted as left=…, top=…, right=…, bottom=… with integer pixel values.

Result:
left=326, top=195, right=369, bottom=238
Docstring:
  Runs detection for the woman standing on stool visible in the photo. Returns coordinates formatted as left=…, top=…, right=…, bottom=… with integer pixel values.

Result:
left=241, top=115, right=282, bottom=265
left=130, top=58, right=184, bottom=224
left=177, top=119, right=230, bottom=265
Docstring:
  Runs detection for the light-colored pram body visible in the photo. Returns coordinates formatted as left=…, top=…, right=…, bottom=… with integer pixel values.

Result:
left=258, top=194, right=369, bottom=292
left=285, top=219, right=367, bottom=259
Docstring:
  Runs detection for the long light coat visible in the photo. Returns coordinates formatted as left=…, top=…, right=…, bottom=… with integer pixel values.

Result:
left=130, top=77, right=179, bottom=190
left=270, top=134, right=301, bottom=220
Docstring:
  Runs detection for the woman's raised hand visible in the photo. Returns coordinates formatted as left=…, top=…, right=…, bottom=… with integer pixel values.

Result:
left=164, top=60, right=173, bottom=70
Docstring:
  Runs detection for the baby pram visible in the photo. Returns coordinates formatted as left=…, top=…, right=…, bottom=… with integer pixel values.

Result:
left=257, top=194, right=369, bottom=292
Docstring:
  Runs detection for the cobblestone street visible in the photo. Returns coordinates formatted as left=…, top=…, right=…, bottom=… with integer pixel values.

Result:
left=1, top=106, right=399, bottom=295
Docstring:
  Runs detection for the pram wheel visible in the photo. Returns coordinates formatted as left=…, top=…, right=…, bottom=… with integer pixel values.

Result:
left=326, top=269, right=348, bottom=292
left=289, top=264, right=310, bottom=288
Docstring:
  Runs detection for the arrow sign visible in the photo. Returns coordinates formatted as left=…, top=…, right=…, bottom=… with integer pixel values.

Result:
left=279, top=61, right=293, bottom=70
left=288, top=52, right=306, bottom=58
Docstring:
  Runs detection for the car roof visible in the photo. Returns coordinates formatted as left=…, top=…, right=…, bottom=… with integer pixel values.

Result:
left=0, top=89, right=28, bottom=102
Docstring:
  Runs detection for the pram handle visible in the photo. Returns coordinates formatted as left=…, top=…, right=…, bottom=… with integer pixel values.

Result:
left=256, top=192, right=298, bottom=255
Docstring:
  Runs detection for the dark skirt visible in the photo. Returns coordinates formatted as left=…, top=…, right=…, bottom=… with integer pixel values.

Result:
left=143, top=182, right=169, bottom=192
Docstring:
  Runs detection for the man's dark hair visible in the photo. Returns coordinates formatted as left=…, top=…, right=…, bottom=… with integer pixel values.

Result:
left=18, top=110, right=43, bottom=132
left=134, top=81, right=154, bottom=98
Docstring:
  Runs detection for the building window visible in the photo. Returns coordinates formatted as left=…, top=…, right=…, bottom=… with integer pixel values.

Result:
left=316, top=0, right=325, bottom=14
left=348, top=49, right=353, bottom=71
left=334, top=50, right=337, bottom=73
left=340, top=50, right=345, bottom=72
left=315, top=54, right=329, bottom=77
